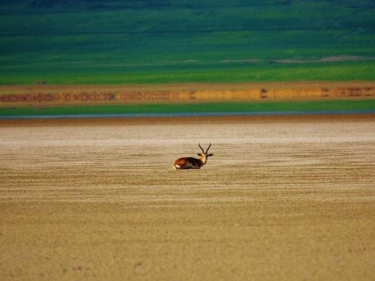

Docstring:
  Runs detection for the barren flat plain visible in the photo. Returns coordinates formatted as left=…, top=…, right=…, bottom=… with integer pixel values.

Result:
left=1, top=115, right=375, bottom=281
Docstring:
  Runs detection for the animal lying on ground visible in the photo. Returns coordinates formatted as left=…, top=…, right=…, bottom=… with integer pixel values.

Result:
left=174, top=143, right=213, bottom=169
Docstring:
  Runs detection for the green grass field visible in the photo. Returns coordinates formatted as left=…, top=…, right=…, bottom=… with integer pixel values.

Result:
left=1, top=0, right=375, bottom=85
left=1, top=100, right=375, bottom=118
left=1, top=1, right=374, bottom=117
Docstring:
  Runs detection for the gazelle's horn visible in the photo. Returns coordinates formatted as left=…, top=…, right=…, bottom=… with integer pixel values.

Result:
left=198, top=143, right=205, bottom=154
left=205, top=143, right=212, bottom=154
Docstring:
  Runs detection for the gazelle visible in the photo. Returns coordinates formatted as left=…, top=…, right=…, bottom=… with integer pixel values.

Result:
left=174, top=143, right=213, bottom=169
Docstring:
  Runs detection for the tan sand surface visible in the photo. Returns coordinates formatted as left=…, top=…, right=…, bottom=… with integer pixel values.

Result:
left=1, top=115, right=375, bottom=281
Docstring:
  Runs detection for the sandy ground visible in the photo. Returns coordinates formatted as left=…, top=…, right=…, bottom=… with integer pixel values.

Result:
left=1, top=115, right=375, bottom=281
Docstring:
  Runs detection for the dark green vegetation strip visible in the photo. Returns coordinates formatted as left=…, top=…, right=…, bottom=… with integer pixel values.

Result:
left=1, top=1, right=375, bottom=84
left=1, top=100, right=375, bottom=118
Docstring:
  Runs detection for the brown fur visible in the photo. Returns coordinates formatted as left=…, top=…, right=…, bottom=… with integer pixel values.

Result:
left=174, top=144, right=213, bottom=170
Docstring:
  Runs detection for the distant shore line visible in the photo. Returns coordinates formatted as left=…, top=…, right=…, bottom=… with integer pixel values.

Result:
left=2, top=110, right=375, bottom=120
left=1, top=82, right=374, bottom=108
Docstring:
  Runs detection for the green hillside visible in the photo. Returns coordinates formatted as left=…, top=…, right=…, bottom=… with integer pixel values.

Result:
left=1, top=0, right=375, bottom=84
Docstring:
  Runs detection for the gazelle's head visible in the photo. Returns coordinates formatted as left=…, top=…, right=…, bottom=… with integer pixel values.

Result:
left=197, top=143, right=213, bottom=164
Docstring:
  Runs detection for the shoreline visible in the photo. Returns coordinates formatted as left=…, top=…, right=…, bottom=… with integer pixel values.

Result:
left=1, top=112, right=374, bottom=127
left=1, top=81, right=374, bottom=108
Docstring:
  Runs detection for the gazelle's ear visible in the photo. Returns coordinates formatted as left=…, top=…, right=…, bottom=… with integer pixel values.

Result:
left=207, top=154, right=214, bottom=156
left=197, top=153, right=202, bottom=156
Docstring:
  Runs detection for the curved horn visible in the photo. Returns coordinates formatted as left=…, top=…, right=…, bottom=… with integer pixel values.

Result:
left=205, top=143, right=212, bottom=154
left=198, top=143, right=205, bottom=154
